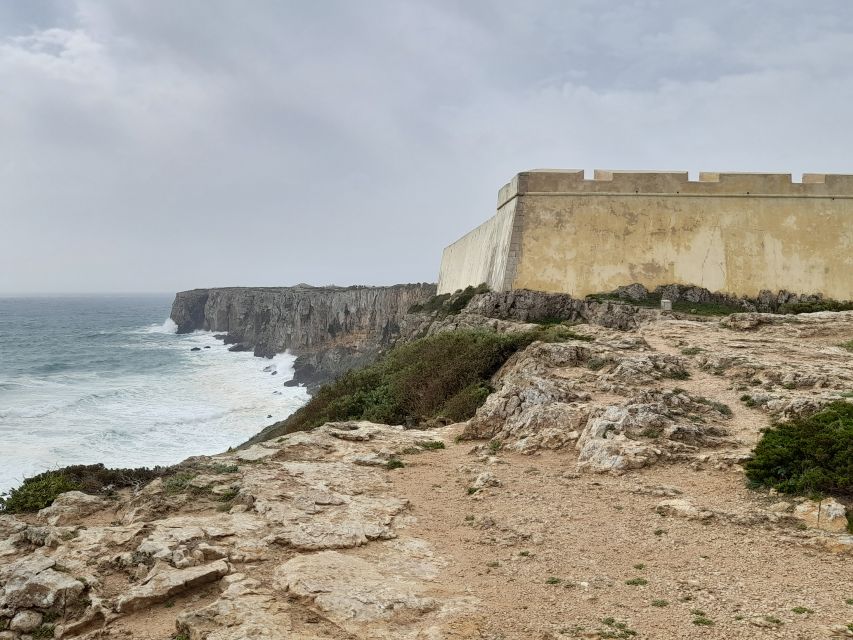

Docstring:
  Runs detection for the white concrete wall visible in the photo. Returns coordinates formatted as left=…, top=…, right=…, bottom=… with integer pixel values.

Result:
left=437, top=199, right=517, bottom=294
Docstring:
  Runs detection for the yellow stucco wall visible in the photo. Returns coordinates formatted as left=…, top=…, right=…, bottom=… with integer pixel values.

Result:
left=438, top=170, right=853, bottom=299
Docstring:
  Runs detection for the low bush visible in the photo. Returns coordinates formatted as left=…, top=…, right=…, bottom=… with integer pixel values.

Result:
left=250, top=326, right=584, bottom=442
left=780, top=300, right=853, bottom=314
left=408, top=284, right=490, bottom=317
left=0, top=463, right=165, bottom=513
left=0, top=471, right=79, bottom=513
left=744, top=402, right=853, bottom=496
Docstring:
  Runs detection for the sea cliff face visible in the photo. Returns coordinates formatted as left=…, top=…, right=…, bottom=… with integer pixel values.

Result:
left=170, top=284, right=436, bottom=389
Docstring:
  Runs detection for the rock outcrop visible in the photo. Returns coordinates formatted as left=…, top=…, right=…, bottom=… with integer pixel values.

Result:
left=0, top=422, right=472, bottom=639
left=3, top=304, right=853, bottom=638
left=170, top=284, right=436, bottom=389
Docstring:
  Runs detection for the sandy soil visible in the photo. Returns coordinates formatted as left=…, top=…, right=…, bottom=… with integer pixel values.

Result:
left=389, top=430, right=851, bottom=639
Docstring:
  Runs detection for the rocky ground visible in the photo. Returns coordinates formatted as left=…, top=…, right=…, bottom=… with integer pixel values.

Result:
left=1, top=309, right=852, bottom=639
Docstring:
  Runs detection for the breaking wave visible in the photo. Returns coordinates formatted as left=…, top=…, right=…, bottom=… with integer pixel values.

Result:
left=0, top=297, right=308, bottom=493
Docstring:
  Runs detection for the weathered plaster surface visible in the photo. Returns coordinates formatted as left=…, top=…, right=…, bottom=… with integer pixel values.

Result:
left=437, top=170, right=853, bottom=299
left=437, top=198, right=518, bottom=293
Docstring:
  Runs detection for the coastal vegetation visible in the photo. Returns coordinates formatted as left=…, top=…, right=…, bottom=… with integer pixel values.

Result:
left=251, top=324, right=586, bottom=442
left=779, top=300, right=853, bottom=314
left=745, top=402, right=853, bottom=497
left=407, top=283, right=490, bottom=317
left=0, top=463, right=163, bottom=513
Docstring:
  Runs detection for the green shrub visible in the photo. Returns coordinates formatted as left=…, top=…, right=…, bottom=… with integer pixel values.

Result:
left=32, top=624, right=56, bottom=639
left=840, top=340, right=853, bottom=353
left=439, top=383, right=492, bottom=422
left=695, top=397, right=733, bottom=416
left=0, top=472, right=80, bottom=513
left=0, top=462, right=165, bottom=514
left=164, top=472, right=197, bottom=495
left=672, top=300, right=742, bottom=316
left=780, top=300, right=853, bottom=314
left=408, top=284, right=490, bottom=317
left=408, top=293, right=451, bottom=314
left=209, top=463, right=239, bottom=474
left=744, top=402, right=853, bottom=496
left=587, top=357, right=607, bottom=371
left=249, top=326, right=579, bottom=442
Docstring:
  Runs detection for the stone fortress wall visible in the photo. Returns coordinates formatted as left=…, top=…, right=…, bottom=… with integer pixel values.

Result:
left=437, top=170, right=853, bottom=299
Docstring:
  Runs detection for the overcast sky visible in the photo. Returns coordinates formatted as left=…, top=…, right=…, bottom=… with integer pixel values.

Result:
left=2, top=1, right=852, bottom=294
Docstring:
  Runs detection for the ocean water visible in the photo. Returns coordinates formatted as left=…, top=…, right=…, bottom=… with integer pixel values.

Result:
left=0, top=295, right=309, bottom=494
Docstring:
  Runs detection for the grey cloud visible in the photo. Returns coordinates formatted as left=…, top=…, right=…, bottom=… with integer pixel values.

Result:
left=1, top=1, right=852, bottom=293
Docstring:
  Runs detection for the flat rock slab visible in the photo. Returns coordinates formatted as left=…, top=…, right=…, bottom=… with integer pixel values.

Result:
left=276, top=550, right=437, bottom=625
left=233, top=445, right=278, bottom=462
left=117, top=560, right=229, bottom=613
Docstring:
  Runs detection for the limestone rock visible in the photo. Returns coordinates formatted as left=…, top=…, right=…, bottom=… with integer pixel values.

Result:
left=460, top=289, right=658, bottom=331
left=472, top=472, right=502, bottom=490
left=767, top=501, right=793, bottom=513
left=578, top=433, right=661, bottom=473
left=37, top=491, right=108, bottom=526
left=116, top=559, right=229, bottom=612
left=720, top=312, right=795, bottom=331
left=177, top=585, right=296, bottom=640
left=655, top=499, right=715, bottom=521
left=793, top=498, right=849, bottom=533
left=233, top=444, right=277, bottom=462
left=9, top=610, right=42, bottom=632
left=0, top=555, right=85, bottom=611
left=276, top=550, right=446, bottom=635
left=170, top=284, right=436, bottom=390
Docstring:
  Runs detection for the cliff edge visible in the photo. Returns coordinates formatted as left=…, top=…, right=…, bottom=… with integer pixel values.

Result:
left=170, top=283, right=436, bottom=389
left=1, top=306, right=851, bottom=639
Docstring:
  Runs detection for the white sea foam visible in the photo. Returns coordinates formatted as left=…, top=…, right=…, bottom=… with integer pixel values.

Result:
left=142, top=318, right=178, bottom=334
left=0, top=323, right=309, bottom=493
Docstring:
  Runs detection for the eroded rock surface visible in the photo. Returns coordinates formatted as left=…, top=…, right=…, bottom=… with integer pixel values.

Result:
left=2, top=304, right=852, bottom=639
left=0, top=423, right=469, bottom=639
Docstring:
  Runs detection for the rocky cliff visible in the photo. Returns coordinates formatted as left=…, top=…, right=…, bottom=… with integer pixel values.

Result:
left=170, top=284, right=436, bottom=389
left=2, top=309, right=852, bottom=639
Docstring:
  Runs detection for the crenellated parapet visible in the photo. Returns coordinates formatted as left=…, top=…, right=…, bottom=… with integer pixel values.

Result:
left=497, top=169, right=853, bottom=207
left=442, top=168, right=853, bottom=300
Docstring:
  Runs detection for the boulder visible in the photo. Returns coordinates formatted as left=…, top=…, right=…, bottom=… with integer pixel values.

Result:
left=655, top=499, right=715, bottom=521
left=37, top=491, right=108, bottom=526
left=0, top=555, right=85, bottom=610
left=793, top=498, right=849, bottom=533
left=9, top=609, right=42, bottom=632
left=472, top=472, right=502, bottom=490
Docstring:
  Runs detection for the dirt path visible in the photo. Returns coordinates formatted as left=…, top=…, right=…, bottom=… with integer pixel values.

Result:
left=389, top=431, right=851, bottom=639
